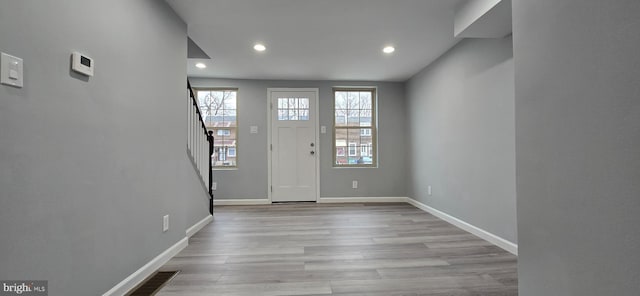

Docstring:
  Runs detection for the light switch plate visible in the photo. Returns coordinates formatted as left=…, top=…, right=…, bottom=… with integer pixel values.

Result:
left=320, top=126, right=326, bottom=134
left=1, top=52, right=23, bottom=88
left=250, top=126, right=258, bottom=134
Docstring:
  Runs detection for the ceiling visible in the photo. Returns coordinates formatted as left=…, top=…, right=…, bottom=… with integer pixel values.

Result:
left=166, top=0, right=466, bottom=82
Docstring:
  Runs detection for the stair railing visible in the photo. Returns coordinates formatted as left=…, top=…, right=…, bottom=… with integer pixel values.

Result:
left=186, top=80, right=214, bottom=214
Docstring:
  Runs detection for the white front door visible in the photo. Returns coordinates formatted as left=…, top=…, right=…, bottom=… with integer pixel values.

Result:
left=269, top=89, right=319, bottom=202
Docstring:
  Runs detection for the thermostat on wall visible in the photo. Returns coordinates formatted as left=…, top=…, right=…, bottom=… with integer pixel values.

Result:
left=71, top=52, right=94, bottom=76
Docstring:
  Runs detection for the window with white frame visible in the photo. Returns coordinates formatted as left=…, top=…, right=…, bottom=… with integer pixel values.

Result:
left=333, top=88, right=376, bottom=167
left=196, top=88, right=238, bottom=168
left=218, top=147, right=227, bottom=161
left=348, top=142, right=357, bottom=156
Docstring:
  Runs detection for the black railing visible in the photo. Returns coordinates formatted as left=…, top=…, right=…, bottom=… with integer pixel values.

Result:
left=186, top=80, right=214, bottom=214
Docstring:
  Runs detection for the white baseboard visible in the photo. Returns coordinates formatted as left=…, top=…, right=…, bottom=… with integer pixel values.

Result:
left=214, top=198, right=270, bottom=206
left=406, top=197, right=518, bottom=255
left=186, top=215, right=213, bottom=238
left=102, top=237, right=188, bottom=296
left=318, top=196, right=408, bottom=203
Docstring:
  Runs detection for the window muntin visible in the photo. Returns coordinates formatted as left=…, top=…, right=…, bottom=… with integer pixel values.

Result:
left=333, top=88, right=376, bottom=167
left=196, top=88, right=238, bottom=168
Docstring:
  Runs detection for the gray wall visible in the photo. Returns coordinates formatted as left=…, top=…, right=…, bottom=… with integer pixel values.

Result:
left=190, top=78, right=407, bottom=199
left=513, top=1, right=640, bottom=295
left=0, top=1, right=210, bottom=295
left=406, top=37, right=517, bottom=243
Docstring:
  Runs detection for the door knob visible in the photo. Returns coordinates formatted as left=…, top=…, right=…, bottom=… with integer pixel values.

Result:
left=310, top=151, right=315, bottom=155
left=310, top=143, right=315, bottom=147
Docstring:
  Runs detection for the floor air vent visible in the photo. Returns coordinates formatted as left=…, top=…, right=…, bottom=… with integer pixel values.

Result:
left=127, top=271, right=180, bottom=296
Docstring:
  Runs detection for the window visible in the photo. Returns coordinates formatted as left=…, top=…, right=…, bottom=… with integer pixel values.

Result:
left=348, top=143, right=357, bottom=156
left=277, top=98, right=310, bottom=121
left=333, top=88, right=376, bottom=167
left=196, top=88, right=238, bottom=168
left=218, top=147, right=227, bottom=161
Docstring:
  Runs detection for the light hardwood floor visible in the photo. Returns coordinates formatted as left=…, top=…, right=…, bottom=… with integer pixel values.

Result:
left=157, top=203, right=517, bottom=296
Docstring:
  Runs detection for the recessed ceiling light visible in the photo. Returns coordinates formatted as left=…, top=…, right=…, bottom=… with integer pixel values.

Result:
left=383, top=46, right=395, bottom=54
left=195, top=63, right=207, bottom=69
left=254, top=43, right=266, bottom=52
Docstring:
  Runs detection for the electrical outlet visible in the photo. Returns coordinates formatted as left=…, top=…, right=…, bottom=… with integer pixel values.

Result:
left=212, top=182, right=217, bottom=191
left=163, top=215, right=169, bottom=232
left=352, top=180, right=358, bottom=189
left=428, top=185, right=432, bottom=196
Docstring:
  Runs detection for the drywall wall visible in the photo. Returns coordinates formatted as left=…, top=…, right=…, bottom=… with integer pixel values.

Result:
left=513, top=0, right=640, bottom=295
left=189, top=78, right=407, bottom=199
left=406, top=37, right=517, bottom=243
left=0, top=1, right=210, bottom=295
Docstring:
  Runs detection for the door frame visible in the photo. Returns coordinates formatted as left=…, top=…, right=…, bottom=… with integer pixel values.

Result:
left=267, top=88, right=320, bottom=203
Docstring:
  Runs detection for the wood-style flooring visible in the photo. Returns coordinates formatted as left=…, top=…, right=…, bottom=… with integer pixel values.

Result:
left=157, top=202, right=518, bottom=296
